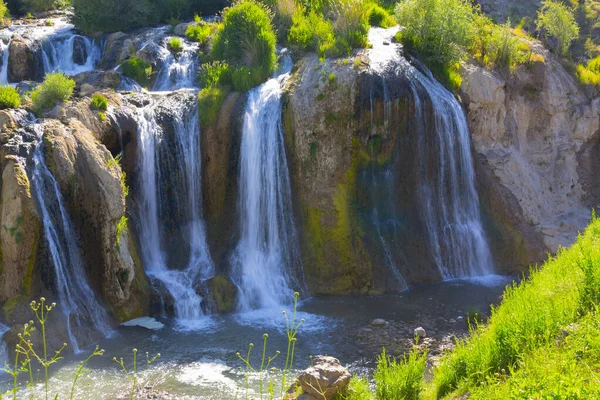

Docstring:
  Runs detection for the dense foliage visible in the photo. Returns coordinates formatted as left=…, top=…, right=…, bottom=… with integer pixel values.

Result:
left=70, top=0, right=227, bottom=33
left=211, top=0, right=277, bottom=90
left=0, top=85, right=21, bottom=109
left=120, top=57, right=154, bottom=89
left=30, top=73, right=75, bottom=113
left=90, top=93, right=108, bottom=111
left=536, top=0, right=580, bottom=56
left=0, top=0, right=8, bottom=19
left=185, top=22, right=215, bottom=44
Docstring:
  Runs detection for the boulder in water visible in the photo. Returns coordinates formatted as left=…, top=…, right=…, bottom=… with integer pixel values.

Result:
left=173, top=23, right=190, bottom=37
left=414, top=326, right=427, bottom=338
left=8, top=38, right=37, bottom=82
left=371, top=318, right=387, bottom=327
left=204, top=276, right=238, bottom=314
left=287, top=356, right=351, bottom=400
left=72, top=36, right=88, bottom=66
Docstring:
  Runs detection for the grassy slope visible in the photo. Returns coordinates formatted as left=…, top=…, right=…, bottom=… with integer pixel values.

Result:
left=426, top=215, right=600, bottom=399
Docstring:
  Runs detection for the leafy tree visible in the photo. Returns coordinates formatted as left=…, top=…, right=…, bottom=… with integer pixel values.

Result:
left=536, top=0, right=579, bottom=56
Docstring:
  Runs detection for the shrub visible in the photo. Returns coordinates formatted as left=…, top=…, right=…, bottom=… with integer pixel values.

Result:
left=395, top=0, right=475, bottom=68
left=198, top=86, right=229, bottom=128
left=536, top=0, right=579, bottom=56
left=71, top=0, right=160, bottom=33
left=374, top=347, right=427, bottom=400
left=168, top=37, right=182, bottom=53
left=367, top=4, right=394, bottom=28
left=211, top=0, right=277, bottom=90
left=198, top=60, right=231, bottom=88
left=20, top=0, right=59, bottom=13
left=576, top=55, right=600, bottom=85
left=90, top=93, right=108, bottom=111
left=185, top=23, right=214, bottom=44
left=471, top=15, right=528, bottom=71
left=30, top=72, right=75, bottom=113
left=0, top=0, right=8, bottom=19
left=332, top=0, right=369, bottom=54
left=288, top=10, right=337, bottom=57
left=120, top=57, right=154, bottom=88
left=0, top=85, right=20, bottom=109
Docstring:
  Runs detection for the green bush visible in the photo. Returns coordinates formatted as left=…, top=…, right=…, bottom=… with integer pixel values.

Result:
left=71, top=0, right=160, bottom=33
left=471, top=15, right=529, bottom=71
left=120, top=57, right=154, bottom=88
left=198, top=86, right=230, bottom=128
left=395, top=0, right=475, bottom=68
left=211, top=0, right=277, bottom=90
left=288, top=10, right=336, bottom=57
left=30, top=73, right=75, bottom=113
left=185, top=23, right=214, bottom=44
left=0, top=85, right=20, bottom=109
left=198, top=60, right=231, bottom=88
left=430, top=215, right=600, bottom=398
left=168, top=37, right=183, bottom=53
left=577, top=56, right=600, bottom=85
left=367, top=4, right=394, bottom=28
left=332, top=0, right=369, bottom=54
left=20, top=0, right=60, bottom=12
left=0, top=0, right=9, bottom=19
left=536, top=0, right=579, bottom=56
left=90, top=93, right=108, bottom=111
left=374, top=347, right=427, bottom=400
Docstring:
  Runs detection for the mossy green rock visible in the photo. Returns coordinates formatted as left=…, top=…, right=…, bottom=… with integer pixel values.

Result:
left=206, top=276, right=238, bottom=314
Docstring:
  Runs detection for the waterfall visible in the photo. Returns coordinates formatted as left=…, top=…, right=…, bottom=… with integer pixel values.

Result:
left=0, top=323, right=9, bottom=367
left=41, top=33, right=102, bottom=76
left=367, top=27, right=494, bottom=280
left=133, top=97, right=214, bottom=326
left=231, top=55, right=302, bottom=311
left=152, top=38, right=199, bottom=91
left=30, top=125, right=111, bottom=353
left=0, top=38, right=9, bottom=84
left=410, top=68, right=494, bottom=279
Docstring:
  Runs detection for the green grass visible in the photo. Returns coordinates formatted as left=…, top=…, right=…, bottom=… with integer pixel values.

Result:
left=168, top=37, right=183, bottom=53
left=90, top=93, right=108, bottom=111
left=0, top=85, right=21, bottom=110
left=367, top=4, right=395, bottom=28
left=427, top=214, right=600, bottom=398
left=185, top=23, right=214, bottom=44
left=120, top=57, right=154, bottom=89
left=374, top=347, right=427, bottom=400
left=30, top=73, right=75, bottom=114
left=198, top=86, right=230, bottom=129
left=576, top=55, right=600, bottom=85
left=198, top=60, right=231, bottom=89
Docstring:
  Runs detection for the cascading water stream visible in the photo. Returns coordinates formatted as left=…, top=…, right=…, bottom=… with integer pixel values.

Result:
left=410, top=69, right=494, bottom=279
left=30, top=125, right=111, bottom=353
left=0, top=38, right=9, bottom=84
left=133, top=98, right=214, bottom=327
left=368, top=27, right=494, bottom=280
left=41, top=33, right=103, bottom=75
left=0, top=323, right=9, bottom=367
left=231, top=54, right=303, bottom=311
left=152, top=39, right=199, bottom=91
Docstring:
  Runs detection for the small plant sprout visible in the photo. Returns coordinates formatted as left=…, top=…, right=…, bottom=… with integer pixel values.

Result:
left=70, top=346, right=105, bottom=400
left=281, top=292, right=304, bottom=396
left=113, top=348, right=161, bottom=400
left=236, top=334, right=281, bottom=398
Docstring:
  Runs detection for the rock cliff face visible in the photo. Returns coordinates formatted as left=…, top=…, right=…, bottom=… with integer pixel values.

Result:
left=461, top=47, right=600, bottom=263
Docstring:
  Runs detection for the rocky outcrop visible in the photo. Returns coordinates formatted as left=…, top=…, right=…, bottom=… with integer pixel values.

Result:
left=284, top=55, right=377, bottom=295
left=73, top=71, right=122, bottom=98
left=287, top=356, right=351, bottom=400
left=201, top=92, right=245, bottom=269
left=97, top=32, right=136, bottom=70
left=461, top=48, right=600, bottom=259
left=0, top=158, right=40, bottom=303
left=7, top=37, right=42, bottom=83
left=41, top=118, right=148, bottom=321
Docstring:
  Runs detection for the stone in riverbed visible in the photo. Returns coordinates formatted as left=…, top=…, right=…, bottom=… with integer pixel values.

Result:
left=121, top=317, right=164, bottom=330
left=287, top=356, right=351, bottom=400
left=414, top=327, right=427, bottom=338
left=371, top=318, right=387, bottom=327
